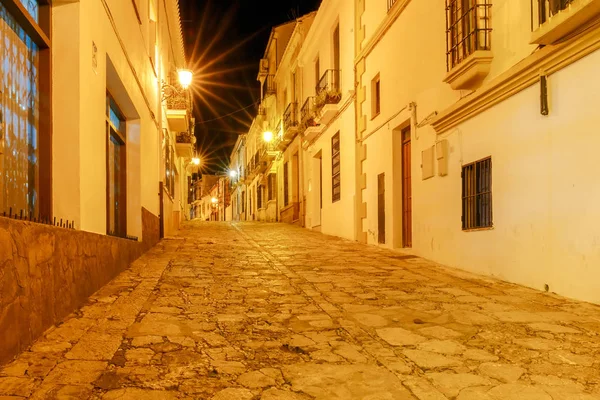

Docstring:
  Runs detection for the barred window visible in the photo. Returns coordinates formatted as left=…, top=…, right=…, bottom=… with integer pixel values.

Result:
left=332, top=132, right=341, bottom=202
left=283, top=162, right=289, bottom=206
left=445, top=0, right=492, bottom=71
left=268, top=173, right=276, bottom=201
left=462, top=157, right=492, bottom=230
left=257, top=185, right=263, bottom=209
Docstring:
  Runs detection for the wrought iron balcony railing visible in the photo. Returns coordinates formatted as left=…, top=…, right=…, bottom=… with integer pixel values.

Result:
left=537, top=0, right=574, bottom=25
left=300, top=97, right=319, bottom=130
left=262, top=75, right=276, bottom=101
left=258, top=104, right=266, bottom=117
left=283, top=102, right=299, bottom=132
left=176, top=131, right=195, bottom=144
left=445, top=0, right=492, bottom=71
left=315, top=70, right=341, bottom=109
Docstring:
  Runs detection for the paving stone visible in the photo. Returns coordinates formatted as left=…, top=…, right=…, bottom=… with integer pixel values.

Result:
left=261, top=388, right=312, bottom=399
left=283, top=363, right=415, bottom=399
left=403, top=350, right=462, bottom=369
left=103, top=388, right=180, bottom=399
left=403, top=377, right=448, bottom=400
left=237, top=370, right=277, bottom=388
left=4, top=222, right=600, bottom=398
left=417, top=340, right=466, bottom=355
left=211, top=388, right=254, bottom=400
left=376, top=327, right=427, bottom=346
left=548, top=350, right=595, bottom=367
left=486, top=384, right=552, bottom=399
left=527, top=323, right=582, bottom=334
left=478, top=362, right=525, bottom=383
left=427, top=372, right=492, bottom=397
left=0, top=377, right=35, bottom=397
left=418, top=326, right=463, bottom=340
left=462, top=349, right=499, bottom=362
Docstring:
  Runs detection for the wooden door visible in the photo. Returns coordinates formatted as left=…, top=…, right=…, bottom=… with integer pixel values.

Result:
left=401, top=127, right=412, bottom=247
left=378, top=173, right=385, bottom=244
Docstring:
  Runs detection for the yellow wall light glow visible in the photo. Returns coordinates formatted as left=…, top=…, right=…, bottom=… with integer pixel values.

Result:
left=178, top=69, right=193, bottom=89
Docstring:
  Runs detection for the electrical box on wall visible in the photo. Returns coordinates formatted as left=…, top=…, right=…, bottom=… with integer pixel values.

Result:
left=436, top=140, right=448, bottom=176
left=421, top=146, right=435, bottom=180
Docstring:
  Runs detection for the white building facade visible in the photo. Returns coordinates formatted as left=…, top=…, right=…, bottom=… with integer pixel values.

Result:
left=357, top=0, right=600, bottom=304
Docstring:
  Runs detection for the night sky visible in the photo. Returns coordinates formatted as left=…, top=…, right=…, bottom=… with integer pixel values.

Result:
left=179, top=0, right=322, bottom=174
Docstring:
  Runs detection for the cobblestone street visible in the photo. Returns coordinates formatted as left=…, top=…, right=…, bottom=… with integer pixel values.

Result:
left=2, top=222, right=600, bottom=399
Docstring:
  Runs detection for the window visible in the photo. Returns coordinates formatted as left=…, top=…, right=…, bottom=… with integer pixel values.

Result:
left=371, top=74, right=381, bottom=118
left=283, top=162, right=289, bottom=206
left=537, top=0, right=575, bottom=25
left=268, top=173, right=276, bottom=201
left=106, top=94, right=127, bottom=237
left=462, top=157, right=492, bottom=230
left=314, top=56, right=320, bottom=93
left=164, top=129, right=175, bottom=196
left=445, top=0, right=492, bottom=71
left=1, top=1, right=45, bottom=218
left=332, top=132, right=341, bottom=202
left=257, top=185, right=263, bottom=209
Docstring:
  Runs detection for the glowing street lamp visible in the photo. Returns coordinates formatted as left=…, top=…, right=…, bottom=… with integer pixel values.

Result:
left=178, top=69, right=193, bottom=89
left=263, top=130, right=273, bottom=143
left=229, top=170, right=238, bottom=178
left=211, top=197, right=218, bottom=204
left=191, top=157, right=201, bottom=166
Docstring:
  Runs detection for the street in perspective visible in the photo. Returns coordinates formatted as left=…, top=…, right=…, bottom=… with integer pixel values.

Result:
left=2, top=222, right=600, bottom=399
left=2, top=0, right=600, bottom=398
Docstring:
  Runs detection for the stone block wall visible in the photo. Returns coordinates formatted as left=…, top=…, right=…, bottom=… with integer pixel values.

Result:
left=0, top=207, right=160, bottom=364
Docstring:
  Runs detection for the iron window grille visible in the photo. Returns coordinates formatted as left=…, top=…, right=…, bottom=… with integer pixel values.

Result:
left=537, top=0, right=575, bottom=25
left=462, top=157, right=492, bottom=230
left=283, top=162, right=289, bottom=206
left=283, top=102, right=298, bottom=132
left=262, top=74, right=276, bottom=101
left=331, top=132, right=341, bottom=202
left=268, top=173, right=276, bottom=201
left=445, top=0, right=492, bottom=71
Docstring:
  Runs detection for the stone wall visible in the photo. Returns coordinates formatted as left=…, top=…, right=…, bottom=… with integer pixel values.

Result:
left=0, top=208, right=159, bottom=364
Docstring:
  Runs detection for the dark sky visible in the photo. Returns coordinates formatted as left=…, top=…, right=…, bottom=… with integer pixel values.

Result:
left=179, top=0, right=321, bottom=174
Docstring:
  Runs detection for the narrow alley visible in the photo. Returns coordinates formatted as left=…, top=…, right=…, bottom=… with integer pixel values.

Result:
left=1, top=222, right=600, bottom=399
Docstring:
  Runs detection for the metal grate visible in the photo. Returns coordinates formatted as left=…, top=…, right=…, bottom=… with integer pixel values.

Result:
left=537, top=0, right=575, bottom=25
left=300, top=97, right=318, bottom=129
left=283, top=102, right=298, bottom=132
left=316, top=69, right=341, bottom=107
left=262, top=74, right=276, bottom=101
left=462, top=157, right=492, bottom=230
left=331, top=132, right=341, bottom=202
left=445, top=0, right=492, bottom=71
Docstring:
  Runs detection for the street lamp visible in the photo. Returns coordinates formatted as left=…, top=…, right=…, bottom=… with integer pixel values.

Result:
left=191, top=157, right=201, bottom=166
left=211, top=197, right=218, bottom=204
left=178, top=69, right=193, bottom=89
left=161, top=68, right=194, bottom=101
left=229, top=170, right=238, bottom=178
left=263, top=130, right=273, bottom=143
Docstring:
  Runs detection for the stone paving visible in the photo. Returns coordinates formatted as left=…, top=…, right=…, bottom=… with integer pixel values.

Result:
left=1, top=221, right=600, bottom=399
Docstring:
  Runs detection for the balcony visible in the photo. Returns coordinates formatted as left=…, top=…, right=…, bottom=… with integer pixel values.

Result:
left=315, top=69, right=341, bottom=125
left=175, top=132, right=195, bottom=158
left=531, top=0, right=600, bottom=44
left=262, top=74, right=276, bottom=101
left=165, top=86, right=192, bottom=132
left=258, top=104, right=266, bottom=118
left=300, top=97, right=323, bottom=144
left=443, top=0, right=492, bottom=90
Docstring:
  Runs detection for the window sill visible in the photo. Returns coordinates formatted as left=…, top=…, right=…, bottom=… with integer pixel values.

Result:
left=371, top=111, right=381, bottom=121
left=531, top=0, right=600, bottom=45
left=462, top=226, right=494, bottom=232
left=444, top=50, right=493, bottom=91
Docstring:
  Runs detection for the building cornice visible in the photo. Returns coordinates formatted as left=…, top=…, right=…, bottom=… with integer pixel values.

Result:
left=355, top=0, right=412, bottom=64
left=432, top=25, right=600, bottom=133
